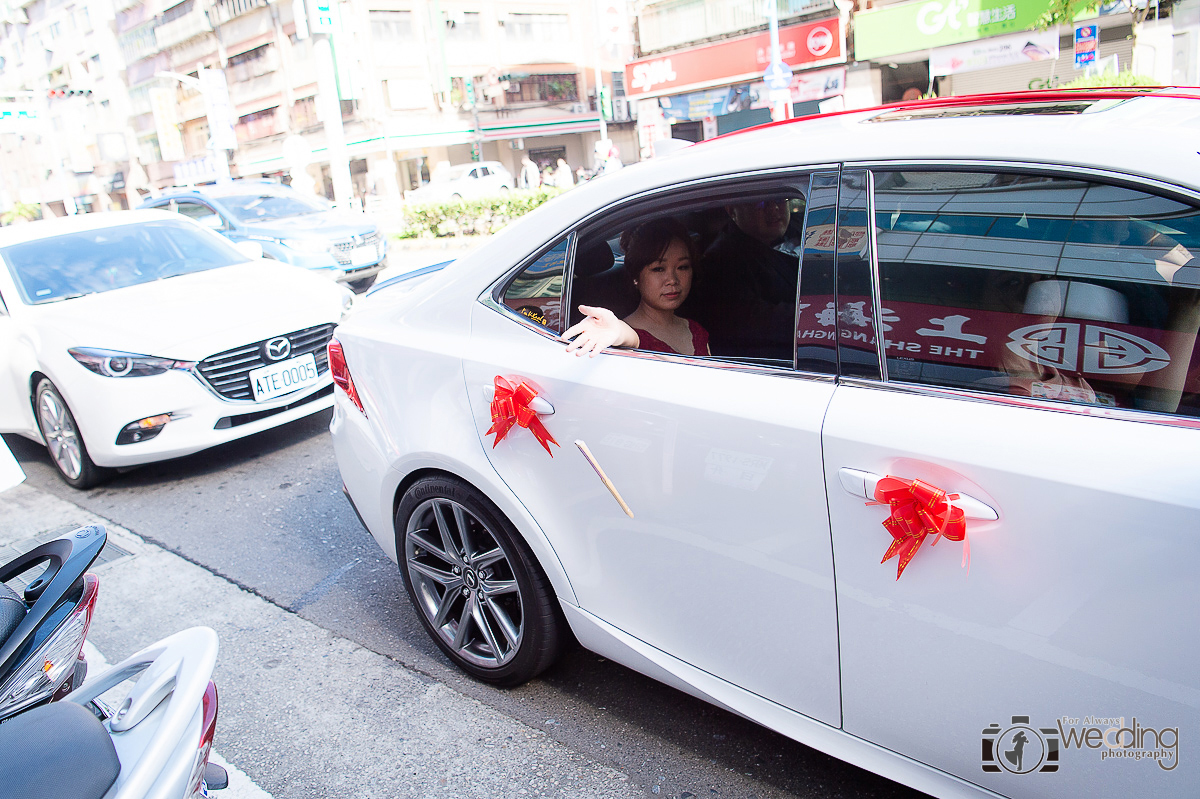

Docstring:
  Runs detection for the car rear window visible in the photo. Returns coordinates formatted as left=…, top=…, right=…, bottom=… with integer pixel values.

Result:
left=2, top=219, right=247, bottom=305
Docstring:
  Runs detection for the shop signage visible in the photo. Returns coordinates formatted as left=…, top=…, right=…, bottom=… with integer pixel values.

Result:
left=1075, top=24, right=1098, bottom=68
left=930, top=28, right=1059, bottom=75
left=855, top=0, right=1045, bottom=61
left=626, top=17, right=844, bottom=98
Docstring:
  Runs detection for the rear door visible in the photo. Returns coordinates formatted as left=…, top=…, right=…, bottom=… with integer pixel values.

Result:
left=463, top=170, right=846, bottom=723
left=822, top=166, right=1200, bottom=796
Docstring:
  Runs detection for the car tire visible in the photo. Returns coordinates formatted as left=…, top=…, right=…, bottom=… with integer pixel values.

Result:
left=33, top=379, right=112, bottom=490
left=395, top=475, right=563, bottom=686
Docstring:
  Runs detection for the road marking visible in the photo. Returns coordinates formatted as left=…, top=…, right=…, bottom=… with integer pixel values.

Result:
left=291, top=558, right=360, bottom=611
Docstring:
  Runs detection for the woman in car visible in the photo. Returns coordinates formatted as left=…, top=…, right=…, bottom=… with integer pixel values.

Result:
left=563, top=218, right=710, bottom=357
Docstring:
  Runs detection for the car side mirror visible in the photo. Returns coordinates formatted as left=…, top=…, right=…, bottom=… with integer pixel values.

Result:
left=234, top=241, right=264, bottom=260
left=200, top=214, right=225, bottom=230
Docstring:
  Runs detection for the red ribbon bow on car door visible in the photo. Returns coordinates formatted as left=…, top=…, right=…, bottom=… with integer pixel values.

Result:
left=486, top=376, right=559, bottom=456
left=870, top=476, right=967, bottom=580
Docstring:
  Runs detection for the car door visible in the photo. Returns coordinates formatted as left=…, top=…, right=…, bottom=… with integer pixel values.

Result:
left=822, top=166, right=1200, bottom=796
left=461, top=170, right=844, bottom=724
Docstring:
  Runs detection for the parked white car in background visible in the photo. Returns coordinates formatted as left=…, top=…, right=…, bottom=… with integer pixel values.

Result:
left=0, top=210, right=353, bottom=488
left=330, top=89, right=1200, bottom=799
left=405, top=161, right=513, bottom=204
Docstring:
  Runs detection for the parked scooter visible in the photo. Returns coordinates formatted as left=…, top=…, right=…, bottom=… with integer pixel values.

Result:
left=0, top=626, right=226, bottom=799
left=0, top=523, right=105, bottom=721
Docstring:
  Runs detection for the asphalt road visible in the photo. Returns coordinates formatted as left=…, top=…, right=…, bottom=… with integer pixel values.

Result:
left=5, top=415, right=925, bottom=799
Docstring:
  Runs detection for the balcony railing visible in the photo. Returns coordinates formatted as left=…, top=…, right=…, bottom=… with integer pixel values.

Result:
left=154, top=5, right=211, bottom=49
left=638, top=0, right=833, bottom=53
left=208, top=0, right=269, bottom=26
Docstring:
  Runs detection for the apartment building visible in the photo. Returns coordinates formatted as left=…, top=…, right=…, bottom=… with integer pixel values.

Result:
left=117, top=0, right=636, bottom=202
left=0, top=0, right=135, bottom=213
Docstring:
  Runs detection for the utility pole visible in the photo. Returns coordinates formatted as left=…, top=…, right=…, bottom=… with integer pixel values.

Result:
left=300, top=0, right=352, bottom=205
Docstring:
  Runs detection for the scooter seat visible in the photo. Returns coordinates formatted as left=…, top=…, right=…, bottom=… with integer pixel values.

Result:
left=0, top=582, right=23, bottom=645
left=0, top=701, right=120, bottom=799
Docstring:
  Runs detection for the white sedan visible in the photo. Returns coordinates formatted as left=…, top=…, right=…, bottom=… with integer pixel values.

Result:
left=0, top=210, right=353, bottom=488
left=405, top=161, right=514, bottom=204
left=330, top=90, right=1199, bottom=799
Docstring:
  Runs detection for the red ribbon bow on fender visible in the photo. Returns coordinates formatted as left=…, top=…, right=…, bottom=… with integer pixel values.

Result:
left=869, top=476, right=968, bottom=580
left=486, top=376, right=559, bottom=456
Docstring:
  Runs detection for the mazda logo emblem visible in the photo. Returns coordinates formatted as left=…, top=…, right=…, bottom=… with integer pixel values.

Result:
left=264, top=336, right=292, bottom=361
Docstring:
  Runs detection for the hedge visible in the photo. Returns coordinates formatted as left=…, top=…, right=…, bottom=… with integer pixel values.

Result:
left=397, top=187, right=563, bottom=239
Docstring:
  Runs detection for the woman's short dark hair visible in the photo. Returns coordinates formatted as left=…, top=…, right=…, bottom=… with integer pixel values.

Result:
left=619, top=218, right=697, bottom=282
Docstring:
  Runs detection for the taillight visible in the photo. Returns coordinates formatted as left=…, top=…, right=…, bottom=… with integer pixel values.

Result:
left=0, top=574, right=98, bottom=717
left=327, top=338, right=366, bottom=416
left=186, top=680, right=219, bottom=798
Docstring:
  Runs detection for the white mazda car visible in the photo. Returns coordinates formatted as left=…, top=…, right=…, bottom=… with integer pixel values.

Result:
left=0, top=210, right=353, bottom=488
left=330, top=90, right=1199, bottom=799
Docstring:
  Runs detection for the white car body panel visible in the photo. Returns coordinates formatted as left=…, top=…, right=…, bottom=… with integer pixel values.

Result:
left=463, top=304, right=842, bottom=724
left=0, top=211, right=350, bottom=468
left=823, top=384, right=1199, bottom=797
left=332, top=94, right=1200, bottom=799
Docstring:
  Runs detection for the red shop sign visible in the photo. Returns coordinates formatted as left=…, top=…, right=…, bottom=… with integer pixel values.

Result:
left=625, top=17, right=845, bottom=99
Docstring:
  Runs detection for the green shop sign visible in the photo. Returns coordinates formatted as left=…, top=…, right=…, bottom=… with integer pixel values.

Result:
left=855, top=0, right=1046, bottom=61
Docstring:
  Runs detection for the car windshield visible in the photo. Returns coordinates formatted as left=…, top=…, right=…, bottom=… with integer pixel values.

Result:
left=218, top=192, right=326, bottom=222
left=2, top=219, right=248, bottom=305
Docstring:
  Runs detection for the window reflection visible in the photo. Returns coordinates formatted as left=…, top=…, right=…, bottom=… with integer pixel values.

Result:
left=873, top=170, right=1200, bottom=418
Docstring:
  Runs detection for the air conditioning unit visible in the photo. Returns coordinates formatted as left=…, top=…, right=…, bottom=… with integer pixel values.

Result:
left=610, top=98, right=632, bottom=123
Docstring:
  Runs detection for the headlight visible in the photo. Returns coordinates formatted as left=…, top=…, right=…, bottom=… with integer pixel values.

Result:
left=340, top=290, right=355, bottom=321
left=68, top=348, right=191, bottom=378
left=283, top=237, right=333, bottom=254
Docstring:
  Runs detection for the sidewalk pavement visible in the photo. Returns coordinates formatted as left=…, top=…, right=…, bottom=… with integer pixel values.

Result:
left=0, top=482, right=640, bottom=799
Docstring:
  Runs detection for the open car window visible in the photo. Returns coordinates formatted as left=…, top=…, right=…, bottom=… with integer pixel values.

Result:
left=569, top=175, right=815, bottom=367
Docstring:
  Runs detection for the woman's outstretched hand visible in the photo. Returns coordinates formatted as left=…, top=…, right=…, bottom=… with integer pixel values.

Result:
left=562, top=305, right=640, bottom=357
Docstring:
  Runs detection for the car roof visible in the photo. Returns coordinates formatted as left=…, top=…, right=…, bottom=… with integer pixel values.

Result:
left=0, top=209, right=182, bottom=249
left=152, top=180, right=297, bottom=200
left=628, top=89, right=1200, bottom=194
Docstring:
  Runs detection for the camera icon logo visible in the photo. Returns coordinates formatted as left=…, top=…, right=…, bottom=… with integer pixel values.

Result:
left=982, top=716, right=1060, bottom=774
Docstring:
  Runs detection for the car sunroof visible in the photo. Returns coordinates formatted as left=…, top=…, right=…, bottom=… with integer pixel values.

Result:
left=867, top=101, right=1102, bottom=122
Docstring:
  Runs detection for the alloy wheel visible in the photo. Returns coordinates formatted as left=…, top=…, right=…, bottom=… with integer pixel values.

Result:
left=405, top=498, right=524, bottom=668
left=37, top=389, right=82, bottom=481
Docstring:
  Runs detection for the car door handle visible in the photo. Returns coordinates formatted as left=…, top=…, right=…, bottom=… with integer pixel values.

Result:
left=838, top=468, right=998, bottom=521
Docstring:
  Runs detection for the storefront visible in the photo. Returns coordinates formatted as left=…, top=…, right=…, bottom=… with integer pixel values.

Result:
left=853, top=0, right=1145, bottom=103
left=625, top=16, right=847, bottom=158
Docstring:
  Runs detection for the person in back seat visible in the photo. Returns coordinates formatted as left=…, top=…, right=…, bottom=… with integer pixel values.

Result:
left=685, top=196, right=802, bottom=361
left=563, top=219, right=710, bottom=357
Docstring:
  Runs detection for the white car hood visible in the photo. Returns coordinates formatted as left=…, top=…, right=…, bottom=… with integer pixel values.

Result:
left=28, top=261, right=345, bottom=360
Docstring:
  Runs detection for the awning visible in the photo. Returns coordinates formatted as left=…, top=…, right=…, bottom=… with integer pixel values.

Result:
left=480, top=116, right=603, bottom=142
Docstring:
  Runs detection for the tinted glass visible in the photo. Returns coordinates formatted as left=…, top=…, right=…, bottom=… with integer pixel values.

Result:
left=175, top=201, right=223, bottom=228
left=219, top=192, right=325, bottom=222
left=835, top=169, right=881, bottom=380
left=873, top=170, right=1200, bottom=418
left=2, top=219, right=247, bottom=304
left=501, top=237, right=568, bottom=332
left=795, top=171, right=839, bottom=373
